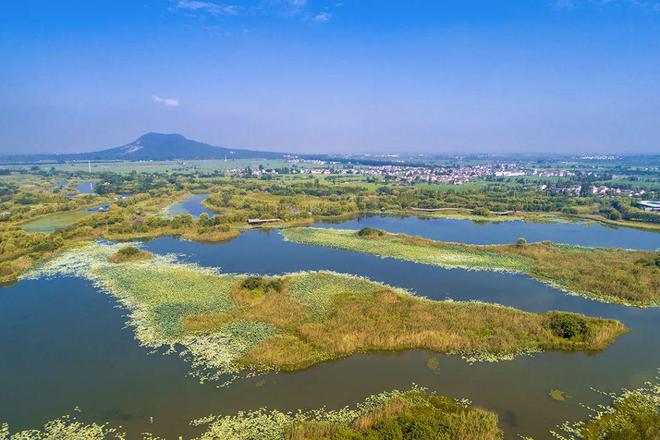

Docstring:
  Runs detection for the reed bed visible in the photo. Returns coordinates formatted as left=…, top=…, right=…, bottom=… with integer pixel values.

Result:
left=28, top=243, right=625, bottom=384
left=281, top=227, right=660, bottom=307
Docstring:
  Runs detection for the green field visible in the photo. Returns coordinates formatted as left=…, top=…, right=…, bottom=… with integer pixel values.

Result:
left=6, top=159, right=308, bottom=174
left=19, top=208, right=97, bottom=233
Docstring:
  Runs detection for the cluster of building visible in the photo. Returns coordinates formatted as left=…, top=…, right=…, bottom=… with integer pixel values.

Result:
left=536, top=184, right=648, bottom=198
left=276, top=162, right=577, bottom=184
left=590, top=185, right=647, bottom=197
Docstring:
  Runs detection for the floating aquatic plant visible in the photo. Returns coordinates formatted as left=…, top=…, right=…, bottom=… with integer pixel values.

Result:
left=191, top=386, right=502, bottom=440
left=549, top=389, right=569, bottom=402
left=550, top=372, right=659, bottom=439
left=281, top=227, right=660, bottom=307
left=26, top=242, right=626, bottom=386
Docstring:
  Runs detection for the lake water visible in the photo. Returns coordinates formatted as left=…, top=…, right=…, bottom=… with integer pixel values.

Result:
left=317, top=215, right=660, bottom=250
left=76, top=182, right=96, bottom=194
left=168, top=193, right=659, bottom=249
left=1, top=219, right=658, bottom=439
left=166, top=194, right=215, bottom=219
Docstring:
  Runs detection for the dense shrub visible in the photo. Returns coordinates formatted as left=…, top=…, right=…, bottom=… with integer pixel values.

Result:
left=240, top=276, right=283, bottom=293
left=357, top=227, right=385, bottom=238
left=110, top=246, right=151, bottom=263
left=473, top=207, right=491, bottom=216
left=549, top=313, right=588, bottom=339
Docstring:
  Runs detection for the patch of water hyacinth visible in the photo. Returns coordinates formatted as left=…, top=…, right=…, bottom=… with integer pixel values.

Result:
left=190, top=386, right=488, bottom=440
left=280, top=227, right=660, bottom=308
left=26, top=242, right=626, bottom=386
left=281, top=227, right=531, bottom=273
left=0, top=416, right=125, bottom=440
left=25, top=242, right=248, bottom=384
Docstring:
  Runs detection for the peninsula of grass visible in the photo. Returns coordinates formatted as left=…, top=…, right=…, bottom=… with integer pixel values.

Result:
left=193, top=387, right=503, bottom=440
left=281, top=227, right=660, bottom=307
left=31, top=243, right=625, bottom=383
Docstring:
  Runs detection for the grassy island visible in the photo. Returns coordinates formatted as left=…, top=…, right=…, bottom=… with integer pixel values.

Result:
left=30, top=244, right=625, bottom=383
left=193, top=387, right=502, bottom=440
left=281, top=227, right=660, bottom=307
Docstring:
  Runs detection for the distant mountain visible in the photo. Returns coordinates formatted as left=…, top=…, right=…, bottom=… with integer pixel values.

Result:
left=0, top=133, right=286, bottom=163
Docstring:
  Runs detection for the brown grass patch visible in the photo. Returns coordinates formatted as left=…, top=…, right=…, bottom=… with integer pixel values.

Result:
left=183, top=274, right=626, bottom=372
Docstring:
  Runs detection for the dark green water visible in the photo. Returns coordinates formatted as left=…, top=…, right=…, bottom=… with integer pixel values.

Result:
left=0, top=222, right=658, bottom=439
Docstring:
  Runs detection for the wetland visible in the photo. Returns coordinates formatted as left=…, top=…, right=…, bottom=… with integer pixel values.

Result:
left=1, top=216, right=658, bottom=439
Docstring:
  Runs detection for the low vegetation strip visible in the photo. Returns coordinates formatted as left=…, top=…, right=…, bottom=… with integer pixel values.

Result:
left=0, top=416, right=124, bottom=440
left=192, top=387, right=502, bottom=440
left=4, top=379, right=657, bottom=439
left=281, top=227, right=660, bottom=307
left=30, top=243, right=625, bottom=383
left=0, top=388, right=501, bottom=440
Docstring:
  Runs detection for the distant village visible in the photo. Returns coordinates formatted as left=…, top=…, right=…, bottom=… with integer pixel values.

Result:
left=227, top=159, right=654, bottom=200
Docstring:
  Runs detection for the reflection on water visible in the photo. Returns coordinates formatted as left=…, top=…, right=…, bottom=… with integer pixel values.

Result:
left=1, top=222, right=658, bottom=439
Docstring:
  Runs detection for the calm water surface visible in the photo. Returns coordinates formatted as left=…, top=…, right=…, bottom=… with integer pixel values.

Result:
left=1, top=220, right=658, bottom=439
left=166, top=194, right=215, bottom=219
left=317, top=215, right=660, bottom=250
left=173, top=194, right=659, bottom=249
left=75, top=181, right=96, bottom=194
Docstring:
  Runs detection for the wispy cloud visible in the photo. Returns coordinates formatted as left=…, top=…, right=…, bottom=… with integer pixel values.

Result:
left=172, top=0, right=239, bottom=16
left=152, top=95, right=180, bottom=107
left=313, top=12, right=332, bottom=22
left=170, top=0, right=338, bottom=23
left=555, top=0, right=660, bottom=11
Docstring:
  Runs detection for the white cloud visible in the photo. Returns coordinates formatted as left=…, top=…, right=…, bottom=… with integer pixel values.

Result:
left=313, top=12, right=332, bottom=22
left=152, top=95, right=180, bottom=107
left=172, top=1, right=238, bottom=16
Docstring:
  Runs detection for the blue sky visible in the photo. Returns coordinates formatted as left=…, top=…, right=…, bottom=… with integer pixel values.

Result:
left=1, top=1, right=659, bottom=154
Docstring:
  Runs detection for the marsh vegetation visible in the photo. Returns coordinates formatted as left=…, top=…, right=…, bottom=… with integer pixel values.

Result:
left=282, top=227, right=660, bottom=307
left=552, top=374, right=659, bottom=439
left=0, top=388, right=502, bottom=440
left=1, top=165, right=658, bottom=438
left=194, top=387, right=502, bottom=440
left=109, top=245, right=152, bottom=263
left=30, top=243, right=625, bottom=382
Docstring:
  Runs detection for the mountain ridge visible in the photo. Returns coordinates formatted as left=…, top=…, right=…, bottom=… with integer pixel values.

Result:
left=0, top=133, right=286, bottom=163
